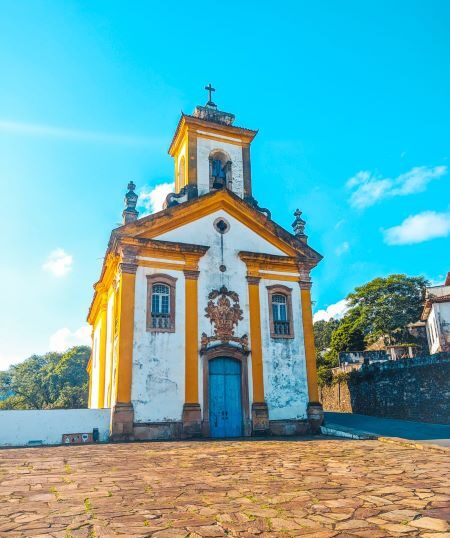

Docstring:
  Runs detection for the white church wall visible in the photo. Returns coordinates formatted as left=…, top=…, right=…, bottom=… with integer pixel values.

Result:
left=131, top=266, right=186, bottom=423
left=197, top=137, right=244, bottom=197
left=0, top=408, right=111, bottom=447
left=158, top=210, right=287, bottom=417
left=260, top=279, right=309, bottom=420
left=157, top=210, right=285, bottom=257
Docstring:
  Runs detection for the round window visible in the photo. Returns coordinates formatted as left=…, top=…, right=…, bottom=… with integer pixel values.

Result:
left=213, top=217, right=230, bottom=234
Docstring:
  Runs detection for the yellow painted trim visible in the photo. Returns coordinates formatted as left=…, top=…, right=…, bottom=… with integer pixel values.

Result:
left=169, top=115, right=257, bottom=157
left=184, top=274, right=199, bottom=404
left=300, top=287, right=320, bottom=402
left=87, top=355, right=93, bottom=408
left=138, top=260, right=186, bottom=271
left=194, top=131, right=249, bottom=147
left=260, top=274, right=300, bottom=282
left=97, top=300, right=107, bottom=408
left=247, top=280, right=265, bottom=402
left=87, top=254, right=120, bottom=325
left=137, top=192, right=297, bottom=256
left=115, top=271, right=136, bottom=403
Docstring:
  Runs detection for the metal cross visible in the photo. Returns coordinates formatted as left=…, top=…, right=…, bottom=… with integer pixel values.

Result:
left=205, top=83, right=215, bottom=104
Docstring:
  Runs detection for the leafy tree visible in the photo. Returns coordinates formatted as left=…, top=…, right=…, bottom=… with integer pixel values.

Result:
left=347, top=274, right=428, bottom=344
left=315, top=274, right=427, bottom=385
left=0, top=346, right=90, bottom=410
left=323, top=309, right=366, bottom=366
left=314, top=318, right=341, bottom=358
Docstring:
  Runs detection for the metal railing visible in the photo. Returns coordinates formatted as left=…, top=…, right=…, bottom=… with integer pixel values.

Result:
left=274, top=320, right=290, bottom=336
left=151, top=313, right=171, bottom=329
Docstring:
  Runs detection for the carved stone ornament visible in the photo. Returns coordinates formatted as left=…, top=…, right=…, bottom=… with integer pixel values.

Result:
left=201, top=286, right=248, bottom=351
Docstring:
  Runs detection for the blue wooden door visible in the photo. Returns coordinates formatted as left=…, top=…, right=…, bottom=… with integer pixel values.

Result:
left=209, top=358, right=243, bottom=438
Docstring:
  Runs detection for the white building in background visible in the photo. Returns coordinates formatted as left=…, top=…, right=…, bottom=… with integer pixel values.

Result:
left=421, top=272, right=450, bottom=354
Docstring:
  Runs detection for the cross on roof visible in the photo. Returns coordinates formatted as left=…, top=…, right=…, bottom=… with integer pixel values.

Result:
left=205, top=83, right=216, bottom=106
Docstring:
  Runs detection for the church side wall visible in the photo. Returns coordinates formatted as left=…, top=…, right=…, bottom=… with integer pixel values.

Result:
left=131, top=266, right=186, bottom=423
left=89, top=322, right=101, bottom=409
left=104, top=290, right=115, bottom=407
left=197, top=137, right=244, bottom=197
left=260, top=280, right=308, bottom=421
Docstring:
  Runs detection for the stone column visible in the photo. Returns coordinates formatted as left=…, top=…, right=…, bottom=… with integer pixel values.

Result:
left=111, top=247, right=137, bottom=441
left=182, top=268, right=202, bottom=436
left=299, top=278, right=323, bottom=433
left=246, top=275, right=269, bottom=435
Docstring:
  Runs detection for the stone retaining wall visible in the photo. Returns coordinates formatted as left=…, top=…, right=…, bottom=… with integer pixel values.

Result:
left=320, top=353, right=450, bottom=423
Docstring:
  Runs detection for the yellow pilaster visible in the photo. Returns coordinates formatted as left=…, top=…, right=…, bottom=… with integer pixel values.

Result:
left=115, top=256, right=137, bottom=404
left=300, top=283, right=320, bottom=402
left=97, top=293, right=108, bottom=408
left=247, top=275, right=265, bottom=402
left=86, top=356, right=92, bottom=408
left=184, top=268, right=199, bottom=404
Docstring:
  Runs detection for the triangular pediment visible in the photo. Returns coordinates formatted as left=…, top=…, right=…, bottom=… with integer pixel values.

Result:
left=112, top=189, right=322, bottom=264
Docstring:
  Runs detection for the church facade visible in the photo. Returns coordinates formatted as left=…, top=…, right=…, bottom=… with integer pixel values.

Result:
left=87, top=91, right=324, bottom=440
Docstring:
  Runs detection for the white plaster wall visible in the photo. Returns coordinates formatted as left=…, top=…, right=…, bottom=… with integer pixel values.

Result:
left=0, top=409, right=111, bottom=447
left=131, top=266, right=186, bottom=423
left=427, top=307, right=438, bottom=353
left=440, top=302, right=450, bottom=348
left=157, top=211, right=292, bottom=420
left=104, top=291, right=115, bottom=407
left=197, top=137, right=244, bottom=197
left=428, top=302, right=450, bottom=353
left=90, top=323, right=101, bottom=408
left=157, top=210, right=284, bottom=256
left=260, top=279, right=308, bottom=420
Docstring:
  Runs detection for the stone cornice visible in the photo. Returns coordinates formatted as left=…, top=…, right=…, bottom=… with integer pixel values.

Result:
left=168, top=113, right=258, bottom=157
left=183, top=269, right=200, bottom=280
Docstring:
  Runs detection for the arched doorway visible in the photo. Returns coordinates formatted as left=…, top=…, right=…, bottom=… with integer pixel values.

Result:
left=209, top=358, right=242, bottom=438
left=202, top=345, right=250, bottom=438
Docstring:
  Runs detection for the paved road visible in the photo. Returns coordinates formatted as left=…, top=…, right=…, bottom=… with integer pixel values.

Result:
left=1, top=439, right=449, bottom=536
left=325, top=411, right=450, bottom=447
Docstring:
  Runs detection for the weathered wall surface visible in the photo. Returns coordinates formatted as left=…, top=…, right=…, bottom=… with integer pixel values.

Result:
left=320, top=354, right=450, bottom=423
left=132, top=266, right=186, bottom=423
left=143, top=209, right=310, bottom=424
left=197, top=138, right=244, bottom=197
left=261, top=279, right=308, bottom=420
left=0, top=409, right=111, bottom=447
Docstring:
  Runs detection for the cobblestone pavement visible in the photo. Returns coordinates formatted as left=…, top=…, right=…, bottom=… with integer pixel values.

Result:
left=0, top=438, right=449, bottom=538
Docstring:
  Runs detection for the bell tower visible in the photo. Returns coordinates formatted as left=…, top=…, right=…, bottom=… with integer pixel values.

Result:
left=167, top=85, right=258, bottom=203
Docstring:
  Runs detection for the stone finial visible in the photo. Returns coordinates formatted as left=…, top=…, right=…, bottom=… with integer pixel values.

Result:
left=292, top=209, right=307, bottom=242
left=122, top=181, right=139, bottom=224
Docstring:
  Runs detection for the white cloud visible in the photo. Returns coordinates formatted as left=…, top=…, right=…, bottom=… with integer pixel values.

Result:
left=313, top=299, right=349, bottom=322
left=0, top=352, right=23, bottom=370
left=49, top=325, right=91, bottom=352
left=335, top=241, right=350, bottom=256
left=138, top=182, right=174, bottom=215
left=0, top=120, right=162, bottom=147
left=347, top=165, right=447, bottom=209
left=42, top=248, right=73, bottom=277
left=383, top=210, right=450, bottom=245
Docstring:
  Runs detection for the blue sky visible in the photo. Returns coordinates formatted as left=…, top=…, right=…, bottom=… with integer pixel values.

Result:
left=0, top=0, right=449, bottom=367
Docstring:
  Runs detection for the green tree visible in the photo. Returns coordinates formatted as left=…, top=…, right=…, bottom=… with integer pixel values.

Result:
left=315, top=274, right=427, bottom=385
left=0, top=346, right=90, bottom=410
left=314, top=318, right=341, bottom=359
left=347, top=274, right=428, bottom=344
left=324, top=309, right=366, bottom=366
